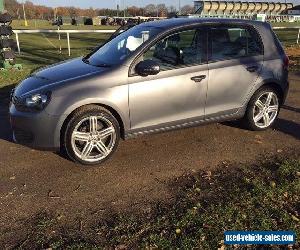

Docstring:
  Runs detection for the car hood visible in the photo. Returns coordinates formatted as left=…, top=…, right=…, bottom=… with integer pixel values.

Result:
left=14, top=57, right=109, bottom=97
left=34, top=57, right=102, bottom=81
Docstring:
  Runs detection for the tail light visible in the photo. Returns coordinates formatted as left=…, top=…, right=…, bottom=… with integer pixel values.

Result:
left=283, top=54, right=289, bottom=70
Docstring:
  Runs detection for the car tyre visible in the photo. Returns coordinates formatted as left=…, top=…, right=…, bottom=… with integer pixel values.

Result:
left=243, top=87, right=280, bottom=131
left=63, top=105, right=120, bottom=165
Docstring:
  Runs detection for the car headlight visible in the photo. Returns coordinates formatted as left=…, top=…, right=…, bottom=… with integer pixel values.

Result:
left=16, top=92, right=51, bottom=111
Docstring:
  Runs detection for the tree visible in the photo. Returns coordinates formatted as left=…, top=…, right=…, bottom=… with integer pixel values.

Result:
left=4, top=0, right=20, bottom=18
left=144, top=4, right=156, bottom=17
left=3, top=0, right=191, bottom=20
left=168, top=5, right=177, bottom=14
left=127, top=6, right=140, bottom=17
left=84, top=7, right=96, bottom=17
left=24, top=1, right=36, bottom=19
left=157, top=4, right=168, bottom=17
left=56, top=7, right=69, bottom=17
left=68, top=7, right=79, bottom=18
left=181, top=5, right=194, bottom=15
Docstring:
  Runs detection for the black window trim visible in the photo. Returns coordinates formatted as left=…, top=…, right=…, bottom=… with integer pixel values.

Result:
left=207, top=23, right=264, bottom=64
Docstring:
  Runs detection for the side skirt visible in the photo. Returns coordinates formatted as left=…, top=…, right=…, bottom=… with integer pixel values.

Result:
left=124, top=110, right=245, bottom=140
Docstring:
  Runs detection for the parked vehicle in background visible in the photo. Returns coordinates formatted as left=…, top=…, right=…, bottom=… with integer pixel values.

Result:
left=10, top=18, right=289, bottom=165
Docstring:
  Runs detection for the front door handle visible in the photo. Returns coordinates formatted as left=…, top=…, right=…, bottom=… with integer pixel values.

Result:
left=246, top=65, right=259, bottom=72
left=191, top=75, right=206, bottom=83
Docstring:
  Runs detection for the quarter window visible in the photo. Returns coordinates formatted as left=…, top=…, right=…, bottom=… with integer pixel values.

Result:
left=137, top=28, right=206, bottom=72
left=209, top=26, right=263, bottom=61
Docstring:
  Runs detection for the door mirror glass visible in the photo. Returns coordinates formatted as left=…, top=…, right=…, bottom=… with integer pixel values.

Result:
left=135, top=59, right=160, bottom=76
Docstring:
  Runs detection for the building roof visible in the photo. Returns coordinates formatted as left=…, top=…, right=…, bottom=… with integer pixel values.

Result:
left=194, top=1, right=293, bottom=15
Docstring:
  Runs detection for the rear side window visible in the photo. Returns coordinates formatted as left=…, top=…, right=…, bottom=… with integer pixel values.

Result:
left=209, top=26, right=263, bottom=62
left=270, top=28, right=285, bottom=55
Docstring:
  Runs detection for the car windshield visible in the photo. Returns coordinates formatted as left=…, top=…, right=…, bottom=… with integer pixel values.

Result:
left=85, top=25, right=162, bottom=67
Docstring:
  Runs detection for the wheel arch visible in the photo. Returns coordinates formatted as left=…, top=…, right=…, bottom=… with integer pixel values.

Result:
left=241, top=79, right=283, bottom=131
left=246, top=79, right=285, bottom=108
left=240, top=78, right=285, bottom=119
left=60, top=103, right=126, bottom=149
left=258, top=80, right=284, bottom=105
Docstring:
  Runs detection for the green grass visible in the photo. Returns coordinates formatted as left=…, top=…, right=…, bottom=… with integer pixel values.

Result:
left=15, top=157, right=300, bottom=249
left=275, top=29, right=299, bottom=46
left=11, top=19, right=118, bottom=30
left=0, top=32, right=111, bottom=97
left=0, top=19, right=116, bottom=91
left=271, top=22, right=300, bottom=28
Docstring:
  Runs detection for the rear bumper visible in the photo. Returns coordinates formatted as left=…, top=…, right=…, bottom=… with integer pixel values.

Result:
left=9, top=104, right=64, bottom=151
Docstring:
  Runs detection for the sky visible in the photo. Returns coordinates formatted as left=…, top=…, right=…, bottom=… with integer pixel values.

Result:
left=22, top=0, right=300, bottom=9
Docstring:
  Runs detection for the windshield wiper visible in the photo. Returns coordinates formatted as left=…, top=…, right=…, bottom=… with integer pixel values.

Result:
left=82, top=57, right=111, bottom=68
left=95, top=63, right=112, bottom=68
left=82, top=57, right=90, bottom=64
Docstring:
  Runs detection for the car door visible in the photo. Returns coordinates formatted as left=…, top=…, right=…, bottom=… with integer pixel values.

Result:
left=205, top=25, right=264, bottom=117
left=128, top=27, right=208, bottom=130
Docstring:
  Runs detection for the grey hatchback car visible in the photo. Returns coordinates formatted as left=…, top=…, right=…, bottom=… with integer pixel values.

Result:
left=10, top=18, right=289, bottom=165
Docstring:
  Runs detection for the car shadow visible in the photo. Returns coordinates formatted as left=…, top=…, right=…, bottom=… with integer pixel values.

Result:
left=222, top=116, right=300, bottom=141
left=282, top=104, right=300, bottom=114
left=0, top=110, right=12, bottom=142
left=0, top=84, right=14, bottom=142
left=273, top=118, right=300, bottom=141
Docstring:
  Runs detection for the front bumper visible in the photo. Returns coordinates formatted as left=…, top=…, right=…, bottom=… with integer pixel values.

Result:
left=9, top=104, right=64, bottom=151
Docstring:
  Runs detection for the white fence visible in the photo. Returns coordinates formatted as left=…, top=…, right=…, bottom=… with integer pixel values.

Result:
left=273, top=26, right=300, bottom=44
left=14, top=29, right=116, bottom=56
left=13, top=27, right=300, bottom=57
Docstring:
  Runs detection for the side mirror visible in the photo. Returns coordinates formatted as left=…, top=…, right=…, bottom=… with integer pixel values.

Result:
left=135, top=59, right=160, bottom=76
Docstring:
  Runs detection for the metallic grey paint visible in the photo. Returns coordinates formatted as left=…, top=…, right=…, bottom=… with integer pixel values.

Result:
left=9, top=18, right=288, bottom=151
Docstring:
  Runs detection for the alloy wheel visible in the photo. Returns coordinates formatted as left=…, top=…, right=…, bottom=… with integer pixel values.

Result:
left=252, top=91, right=279, bottom=129
left=71, top=115, right=117, bottom=163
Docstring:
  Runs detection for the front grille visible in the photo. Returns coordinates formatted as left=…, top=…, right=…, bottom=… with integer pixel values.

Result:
left=13, top=129, right=34, bottom=144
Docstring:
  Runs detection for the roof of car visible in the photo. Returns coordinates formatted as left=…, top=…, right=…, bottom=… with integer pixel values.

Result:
left=140, top=17, right=266, bottom=29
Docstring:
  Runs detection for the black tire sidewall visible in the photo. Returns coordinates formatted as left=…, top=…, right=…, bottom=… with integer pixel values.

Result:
left=64, top=106, right=120, bottom=166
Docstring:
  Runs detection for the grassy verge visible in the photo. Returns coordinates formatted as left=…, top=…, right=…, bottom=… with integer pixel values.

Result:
left=0, top=19, right=115, bottom=94
left=15, top=154, right=300, bottom=249
left=11, top=19, right=118, bottom=30
left=0, top=32, right=110, bottom=100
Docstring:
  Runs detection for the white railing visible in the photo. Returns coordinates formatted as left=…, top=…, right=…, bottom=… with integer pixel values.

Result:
left=13, top=29, right=116, bottom=56
left=273, top=26, right=300, bottom=44
left=13, top=27, right=300, bottom=57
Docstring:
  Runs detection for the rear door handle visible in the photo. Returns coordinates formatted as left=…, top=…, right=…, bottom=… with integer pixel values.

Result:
left=191, top=75, right=206, bottom=83
left=246, top=65, right=259, bottom=72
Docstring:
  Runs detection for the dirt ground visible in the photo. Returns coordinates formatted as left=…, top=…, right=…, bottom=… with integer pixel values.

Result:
left=0, top=73, right=300, bottom=248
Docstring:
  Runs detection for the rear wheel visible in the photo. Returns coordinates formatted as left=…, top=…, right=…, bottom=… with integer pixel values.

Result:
left=63, top=105, right=120, bottom=165
left=243, top=87, right=280, bottom=131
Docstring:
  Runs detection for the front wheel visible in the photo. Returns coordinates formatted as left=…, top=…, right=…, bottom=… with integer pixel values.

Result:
left=243, top=87, right=280, bottom=131
left=63, top=105, right=120, bottom=165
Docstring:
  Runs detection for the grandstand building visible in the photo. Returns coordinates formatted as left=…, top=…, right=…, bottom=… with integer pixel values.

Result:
left=194, top=1, right=294, bottom=20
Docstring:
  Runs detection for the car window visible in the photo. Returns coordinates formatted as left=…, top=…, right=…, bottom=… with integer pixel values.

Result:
left=209, top=26, right=263, bottom=62
left=138, top=28, right=206, bottom=72
left=86, top=25, right=162, bottom=66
